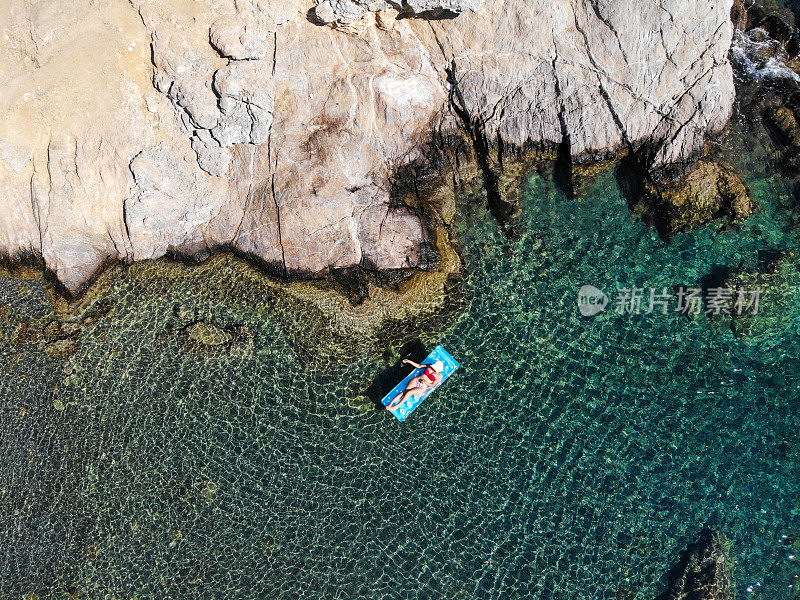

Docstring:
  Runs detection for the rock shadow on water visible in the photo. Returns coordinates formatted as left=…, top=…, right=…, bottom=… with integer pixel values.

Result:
left=615, top=154, right=673, bottom=242
left=700, top=264, right=737, bottom=303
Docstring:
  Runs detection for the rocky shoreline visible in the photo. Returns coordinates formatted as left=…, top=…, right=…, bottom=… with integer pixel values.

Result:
left=1, top=0, right=737, bottom=296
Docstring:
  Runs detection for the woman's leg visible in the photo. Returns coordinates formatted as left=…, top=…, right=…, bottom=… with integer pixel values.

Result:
left=387, top=386, right=426, bottom=410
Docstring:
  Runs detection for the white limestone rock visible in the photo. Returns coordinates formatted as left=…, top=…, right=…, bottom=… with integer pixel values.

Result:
left=210, top=15, right=273, bottom=60
left=313, top=0, right=482, bottom=24
left=211, top=59, right=275, bottom=146
left=358, top=204, right=430, bottom=270
left=151, top=29, right=223, bottom=131
left=0, top=0, right=738, bottom=294
left=191, top=130, right=232, bottom=178
left=126, top=144, right=230, bottom=260
left=410, top=0, right=735, bottom=166
left=405, top=0, right=483, bottom=14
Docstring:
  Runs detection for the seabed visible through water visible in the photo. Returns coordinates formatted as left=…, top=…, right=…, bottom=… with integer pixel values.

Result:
left=2, top=78, right=800, bottom=600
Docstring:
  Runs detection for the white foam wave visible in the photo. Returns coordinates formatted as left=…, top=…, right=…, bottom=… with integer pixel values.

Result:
left=731, top=28, right=800, bottom=83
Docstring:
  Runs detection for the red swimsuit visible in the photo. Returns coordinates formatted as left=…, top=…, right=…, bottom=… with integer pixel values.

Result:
left=423, top=368, right=436, bottom=383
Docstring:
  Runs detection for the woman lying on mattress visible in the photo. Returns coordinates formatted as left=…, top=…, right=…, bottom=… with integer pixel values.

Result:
left=385, top=359, right=445, bottom=411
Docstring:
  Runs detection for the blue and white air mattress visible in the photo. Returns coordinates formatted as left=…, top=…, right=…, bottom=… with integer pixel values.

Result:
left=381, top=345, right=459, bottom=422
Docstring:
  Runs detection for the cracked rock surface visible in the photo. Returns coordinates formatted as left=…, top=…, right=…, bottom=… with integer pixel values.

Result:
left=0, top=0, right=736, bottom=294
left=313, top=0, right=484, bottom=24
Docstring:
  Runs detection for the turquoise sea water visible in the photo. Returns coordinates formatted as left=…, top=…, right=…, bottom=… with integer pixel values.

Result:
left=2, top=149, right=799, bottom=599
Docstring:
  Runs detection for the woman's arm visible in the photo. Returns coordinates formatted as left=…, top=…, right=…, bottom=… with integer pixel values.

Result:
left=402, top=359, right=423, bottom=369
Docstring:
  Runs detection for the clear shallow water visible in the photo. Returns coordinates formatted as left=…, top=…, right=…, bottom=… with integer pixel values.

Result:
left=1, top=165, right=800, bottom=600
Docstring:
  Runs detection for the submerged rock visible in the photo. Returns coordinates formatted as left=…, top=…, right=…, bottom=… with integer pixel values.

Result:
left=742, top=3, right=799, bottom=59
left=8, top=319, right=31, bottom=346
left=621, top=159, right=754, bottom=239
left=659, top=162, right=753, bottom=232
left=769, top=106, right=800, bottom=143
left=766, top=105, right=800, bottom=171
left=139, top=250, right=463, bottom=368
left=185, top=322, right=234, bottom=346
left=173, top=317, right=255, bottom=354
left=330, top=266, right=370, bottom=306
left=710, top=250, right=799, bottom=340
left=43, top=320, right=81, bottom=341
left=657, top=529, right=733, bottom=600
left=44, top=338, right=80, bottom=360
